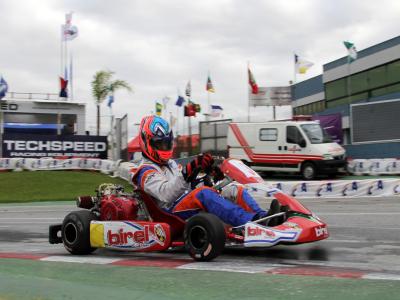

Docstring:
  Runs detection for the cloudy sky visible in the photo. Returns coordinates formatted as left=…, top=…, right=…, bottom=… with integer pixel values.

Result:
left=1, top=0, right=399, bottom=137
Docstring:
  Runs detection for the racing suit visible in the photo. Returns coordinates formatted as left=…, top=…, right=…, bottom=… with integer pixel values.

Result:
left=132, top=158, right=268, bottom=226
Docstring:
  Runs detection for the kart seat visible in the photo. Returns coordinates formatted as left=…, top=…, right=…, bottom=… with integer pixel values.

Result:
left=137, top=190, right=185, bottom=240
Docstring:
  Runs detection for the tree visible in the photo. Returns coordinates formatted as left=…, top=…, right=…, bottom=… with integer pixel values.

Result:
left=91, top=70, right=132, bottom=135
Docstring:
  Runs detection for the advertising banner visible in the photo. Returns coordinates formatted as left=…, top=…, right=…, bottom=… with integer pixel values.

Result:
left=2, top=134, right=108, bottom=159
left=249, top=86, right=292, bottom=106
left=313, top=113, right=343, bottom=144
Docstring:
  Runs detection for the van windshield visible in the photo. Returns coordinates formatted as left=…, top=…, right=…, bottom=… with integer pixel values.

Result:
left=300, top=124, right=333, bottom=144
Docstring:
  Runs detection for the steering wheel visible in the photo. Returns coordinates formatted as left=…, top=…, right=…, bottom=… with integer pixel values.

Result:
left=190, top=165, right=225, bottom=190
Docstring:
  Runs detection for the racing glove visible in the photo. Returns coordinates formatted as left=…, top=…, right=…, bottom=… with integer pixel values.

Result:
left=182, top=153, right=214, bottom=182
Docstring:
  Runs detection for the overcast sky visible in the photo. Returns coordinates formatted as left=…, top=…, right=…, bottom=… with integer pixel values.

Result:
left=1, top=0, right=399, bottom=137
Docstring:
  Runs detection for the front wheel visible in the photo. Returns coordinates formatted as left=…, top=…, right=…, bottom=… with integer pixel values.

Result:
left=301, top=162, right=317, bottom=180
left=62, top=210, right=98, bottom=255
left=184, top=213, right=226, bottom=261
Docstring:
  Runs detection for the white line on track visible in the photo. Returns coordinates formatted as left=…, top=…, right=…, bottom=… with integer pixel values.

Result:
left=328, top=226, right=400, bottom=230
left=318, top=212, right=400, bottom=215
left=40, top=256, right=121, bottom=264
left=0, top=221, right=58, bottom=224
left=0, top=218, right=60, bottom=220
left=0, top=205, right=73, bottom=209
left=0, top=210, right=68, bottom=213
left=322, top=239, right=400, bottom=244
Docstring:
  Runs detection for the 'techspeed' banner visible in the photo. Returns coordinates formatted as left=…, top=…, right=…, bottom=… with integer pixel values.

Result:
left=2, top=133, right=108, bottom=159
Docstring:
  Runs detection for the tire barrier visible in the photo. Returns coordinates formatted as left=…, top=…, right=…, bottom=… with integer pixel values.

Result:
left=347, top=158, right=400, bottom=175
left=0, top=157, right=120, bottom=175
left=1, top=158, right=399, bottom=198
left=261, top=179, right=400, bottom=198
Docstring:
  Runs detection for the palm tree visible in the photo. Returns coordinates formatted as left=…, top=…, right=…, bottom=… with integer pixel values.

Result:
left=91, top=70, right=132, bottom=135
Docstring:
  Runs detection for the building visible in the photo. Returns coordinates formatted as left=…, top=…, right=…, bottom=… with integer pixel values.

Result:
left=292, top=35, right=400, bottom=158
left=0, top=93, right=109, bottom=159
left=1, top=93, right=86, bottom=135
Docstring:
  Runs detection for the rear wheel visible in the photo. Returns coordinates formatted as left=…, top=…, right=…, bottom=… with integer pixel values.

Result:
left=301, top=162, right=317, bottom=180
left=62, top=210, right=98, bottom=255
left=184, top=213, right=225, bottom=261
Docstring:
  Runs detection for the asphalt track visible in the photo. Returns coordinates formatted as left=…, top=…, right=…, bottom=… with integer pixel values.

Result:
left=1, top=197, right=400, bottom=299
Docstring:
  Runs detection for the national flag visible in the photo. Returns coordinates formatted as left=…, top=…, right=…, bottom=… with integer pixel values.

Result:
left=210, top=105, right=223, bottom=117
left=343, top=41, right=357, bottom=63
left=162, top=96, right=170, bottom=107
left=59, top=77, right=68, bottom=98
left=185, top=81, right=191, bottom=98
left=0, top=75, right=8, bottom=100
left=107, top=95, right=114, bottom=108
left=294, top=54, right=314, bottom=74
left=206, top=75, right=215, bottom=93
left=194, top=103, right=201, bottom=113
left=184, top=103, right=196, bottom=117
left=155, top=102, right=163, bottom=116
left=175, top=95, right=185, bottom=107
left=62, top=12, right=78, bottom=41
left=248, top=67, right=258, bottom=94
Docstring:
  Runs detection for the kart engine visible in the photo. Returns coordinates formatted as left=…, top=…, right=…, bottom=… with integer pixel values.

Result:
left=100, top=194, right=139, bottom=221
left=77, top=184, right=140, bottom=221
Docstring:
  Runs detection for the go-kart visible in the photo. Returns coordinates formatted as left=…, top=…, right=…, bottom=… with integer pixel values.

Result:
left=49, top=158, right=329, bottom=261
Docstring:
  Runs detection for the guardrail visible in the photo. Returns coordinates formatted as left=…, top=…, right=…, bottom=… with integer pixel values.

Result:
left=4, top=92, right=60, bottom=101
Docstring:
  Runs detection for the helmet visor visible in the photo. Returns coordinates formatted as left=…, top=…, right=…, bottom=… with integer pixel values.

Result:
left=150, top=131, right=174, bottom=151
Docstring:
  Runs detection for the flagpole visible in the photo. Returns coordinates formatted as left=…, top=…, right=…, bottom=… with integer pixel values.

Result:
left=188, top=97, right=192, bottom=156
left=293, top=52, right=297, bottom=117
left=206, top=71, right=210, bottom=121
left=293, top=52, right=297, bottom=85
left=70, top=50, right=74, bottom=101
left=347, top=61, right=352, bottom=142
left=60, top=25, right=64, bottom=81
left=109, top=104, right=114, bottom=160
left=176, top=88, right=180, bottom=136
left=0, top=110, right=3, bottom=157
left=247, top=61, right=250, bottom=122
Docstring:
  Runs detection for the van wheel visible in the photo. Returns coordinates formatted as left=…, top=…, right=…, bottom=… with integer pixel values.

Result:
left=301, top=162, right=317, bottom=180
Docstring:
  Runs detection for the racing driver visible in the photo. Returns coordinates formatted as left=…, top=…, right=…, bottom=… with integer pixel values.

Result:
left=132, top=115, right=281, bottom=227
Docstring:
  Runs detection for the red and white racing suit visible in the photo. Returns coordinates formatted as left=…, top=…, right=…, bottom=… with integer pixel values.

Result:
left=132, top=158, right=268, bottom=226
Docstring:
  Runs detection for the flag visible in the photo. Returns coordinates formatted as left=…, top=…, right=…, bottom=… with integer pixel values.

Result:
left=343, top=41, right=357, bottom=63
left=59, top=77, right=68, bottom=98
left=155, top=102, right=163, bottom=116
left=210, top=105, right=223, bottom=117
left=194, top=103, right=201, bottom=113
left=62, top=12, right=78, bottom=41
left=248, top=67, right=258, bottom=94
left=162, top=96, right=170, bottom=106
left=185, top=81, right=191, bottom=98
left=175, top=95, right=185, bottom=107
left=295, top=54, right=314, bottom=74
left=0, top=75, right=8, bottom=100
left=206, top=75, right=215, bottom=93
left=107, top=95, right=114, bottom=108
left=184, top=103, right=196, bottom=117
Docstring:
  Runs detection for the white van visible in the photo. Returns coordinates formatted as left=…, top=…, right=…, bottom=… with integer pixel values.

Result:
left=227, top=121, right=346, bottom=179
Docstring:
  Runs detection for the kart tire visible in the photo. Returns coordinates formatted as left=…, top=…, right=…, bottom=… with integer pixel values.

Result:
left=62, top=210, right=98, bottom=255
left=301, top=162, right=317, bottom=180
left=184, top=212, right=226, bottom=262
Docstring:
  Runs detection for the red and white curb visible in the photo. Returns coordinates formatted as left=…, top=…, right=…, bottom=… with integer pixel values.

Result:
left=1, top=252, right=400, bottom=281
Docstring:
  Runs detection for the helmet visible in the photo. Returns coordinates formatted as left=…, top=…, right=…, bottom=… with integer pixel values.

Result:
left=139, top=115, right=174, bottom=164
